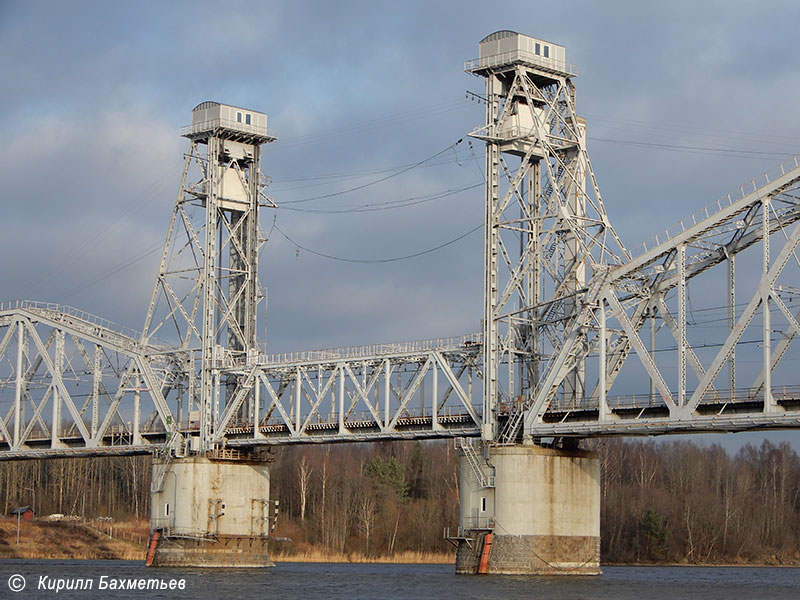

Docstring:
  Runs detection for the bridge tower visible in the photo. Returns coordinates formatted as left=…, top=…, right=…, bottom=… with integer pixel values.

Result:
left=143, top=102, right=277, bottom=567
left=454, top=31, right=627, bottom=575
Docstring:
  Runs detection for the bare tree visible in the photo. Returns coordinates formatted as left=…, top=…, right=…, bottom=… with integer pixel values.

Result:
left=298, top=455, right=312, bottom=523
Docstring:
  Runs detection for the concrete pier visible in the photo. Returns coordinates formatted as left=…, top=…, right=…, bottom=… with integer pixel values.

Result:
left=148, top=452, right=275, bottom=567
left=455, top=444, right=600, bottom=575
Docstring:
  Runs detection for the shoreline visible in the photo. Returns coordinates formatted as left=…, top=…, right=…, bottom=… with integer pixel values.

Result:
left=604, top=561, right=800, bottom=569
left=2, top=553, right=798, bottom=568
left=2, top=520, right=797, bottom=568
left=0, top=519, right=147, bottom=561
left=273, top=551, right=455, bottom=565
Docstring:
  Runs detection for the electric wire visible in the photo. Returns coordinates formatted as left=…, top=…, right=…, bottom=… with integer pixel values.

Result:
left=269, top=150, right=475, bottom=193
left=19, top=163, right=180, bottom=298
left=279, top=139, right=463, bottom=205
left=274, top=222, right=482, bottom=264
left=60, top=241, right=163, bottom=300
left=582, top=112, right=800, bottom=150
left=48, top=141, right=479, bottom=298
left=34, top=106, right=799, bottom=302
left=588, top=136, right=794, bottom=160
left=278, top=183, right=482, bottom=214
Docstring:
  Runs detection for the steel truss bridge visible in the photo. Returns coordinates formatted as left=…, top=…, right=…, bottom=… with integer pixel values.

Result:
left=2, top=39, right=800, bottom=460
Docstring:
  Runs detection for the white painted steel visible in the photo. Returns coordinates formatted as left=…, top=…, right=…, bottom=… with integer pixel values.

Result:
left=2, top=37, right=800, bottom=460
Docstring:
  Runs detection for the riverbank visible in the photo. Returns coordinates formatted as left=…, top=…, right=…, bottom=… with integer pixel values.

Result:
left=605, top=559, right=800, bottom=568
left=273, top=549, right=455, bottom=564
left=0, top=519, right=453, bottom=564
left=2, top=520, right=795, bottom=568
left=0, top=519, right=147, bottom=560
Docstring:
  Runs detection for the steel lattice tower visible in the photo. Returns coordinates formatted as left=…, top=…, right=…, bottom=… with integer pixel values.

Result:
left=141, top=102, right=276, bottom=452
left=466, top=31, right=628, bottom=443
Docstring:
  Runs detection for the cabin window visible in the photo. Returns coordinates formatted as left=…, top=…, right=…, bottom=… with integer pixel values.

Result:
left=236, top=111, right=243, bottom=123
left=165, top=503, right=170, bottom=517
left=535, top=42, right=540, bottom=55
left=480, top=497, right=487, bottom=512
left=544, top=46, right=550, bottom=58
left=245, top=113, right=251, bottom=125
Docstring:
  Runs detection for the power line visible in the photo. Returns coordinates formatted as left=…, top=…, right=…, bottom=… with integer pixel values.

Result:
left=60, top=242, right=163, bottom=300
left=589, top=136, right=794, bottom=160
left=20, top=164, right=180, bottom=298
left=582, top=112, right=800, bottom=150
left=280, top=139, right=464, bottom=205
left=274, top=222, right=482, bottom=264
left=270, top=150, right=476, bottom=193
left=279, top=183, right=482, bottom=214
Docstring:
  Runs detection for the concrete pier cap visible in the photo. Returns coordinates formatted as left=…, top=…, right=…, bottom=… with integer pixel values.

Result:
left=148, top=449, right=276, bottom=567
left=454, top=442, right=600, bottom=575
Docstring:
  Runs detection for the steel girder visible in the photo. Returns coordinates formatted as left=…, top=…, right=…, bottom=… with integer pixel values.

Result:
left=0, top=307, right=484, bottom=457
left=5, top=61, right=800, bottom=460
left=214, top=340, right=482, bottom=445
left=519, top=155, right=800, bottom=439
left=0, top=302, right=182, bottom=459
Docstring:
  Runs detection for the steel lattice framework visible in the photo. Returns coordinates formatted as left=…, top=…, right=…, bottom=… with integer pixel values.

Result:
left=139, top=105, right=277, bottom=452
left=524, top=154, right=800, bottom=438
left=2, top=40, right=800, bottom=460
left=465, top=33, right=629, bottom=442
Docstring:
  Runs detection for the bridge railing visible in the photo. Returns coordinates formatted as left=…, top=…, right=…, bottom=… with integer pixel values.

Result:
left=179, top=118, right=278, bottom=141
left=547, top=384, right=800, bottom=412
left=221, top=405, right=482, bottom=434
left=0, top=300, right=144, bottom=340
left=465, top=50, right=578, bottom=77
left=9, top=421, right=171, bottom=444
left=629, top=154, right=800, bottom=257
left=0, top=299, right=178, bottom=350
left=260, top=333, right=482, bottom=366
left=460, top=516, right=495, bottom=531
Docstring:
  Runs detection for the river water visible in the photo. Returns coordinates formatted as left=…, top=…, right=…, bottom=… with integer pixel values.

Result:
left=1, top=560, right=798, bottom=599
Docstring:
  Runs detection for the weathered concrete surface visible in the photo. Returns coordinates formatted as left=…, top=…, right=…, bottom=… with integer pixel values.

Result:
left=456, top=445, right=600, bottom=575
left=455, top=531, right=487, bottom=574
left=149, top=455, right=273, bottom=567
left=149, top=535, right=274, bottom=568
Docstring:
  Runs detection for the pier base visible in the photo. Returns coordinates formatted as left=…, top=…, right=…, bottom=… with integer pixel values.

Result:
left=148, top=453, right=275, bottom=567
left=455, top=444, right=600, bottom=575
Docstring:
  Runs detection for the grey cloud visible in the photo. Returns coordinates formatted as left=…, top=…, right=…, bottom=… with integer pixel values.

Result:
left=2, top=0, right=799, bottom=361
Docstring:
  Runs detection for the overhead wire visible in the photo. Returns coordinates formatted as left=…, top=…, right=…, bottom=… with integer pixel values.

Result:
left=20, top=163, right=180, bottom=298
left=588, top=136, right=794, bottom=160
left=45, top=135, right=481, bottom=299
left=39, top=103, right=800, bottom=299
left=279, top=139, right=464, bottom=205
left=278, top=183, right=482, bottom=214
left=274, top=222, right=482, bottom=264
left=60, top=241, right=163, bottom=300
left=582, top=112, right=800, bottom=150
left=270, top=150, right=474, bottom=193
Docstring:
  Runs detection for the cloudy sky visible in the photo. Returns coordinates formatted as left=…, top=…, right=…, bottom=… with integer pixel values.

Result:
left=2, top=0, right=799, bottom=445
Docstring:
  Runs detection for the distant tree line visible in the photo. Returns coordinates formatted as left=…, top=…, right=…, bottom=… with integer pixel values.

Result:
left=268, top=441, right=461, bottom=556
left=0, top=455, right=150, bottom=520
left=1, top=438, right=799, bottom=563
left=600, top=438, right=800, bottom=564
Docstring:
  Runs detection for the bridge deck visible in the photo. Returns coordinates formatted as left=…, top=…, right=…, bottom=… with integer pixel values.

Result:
left=3, top=387, right=800, bottom=460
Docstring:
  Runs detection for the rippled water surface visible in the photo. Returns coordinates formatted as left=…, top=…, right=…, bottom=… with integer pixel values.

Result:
left=1, top=560, right=799, bottom=599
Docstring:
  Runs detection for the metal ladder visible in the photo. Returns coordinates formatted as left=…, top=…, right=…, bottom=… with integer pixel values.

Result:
left=456, top=438, right=494, bottom=488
